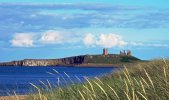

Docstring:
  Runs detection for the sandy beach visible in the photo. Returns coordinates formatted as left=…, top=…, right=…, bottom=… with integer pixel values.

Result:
left=0, top=95, right=26, bottom=100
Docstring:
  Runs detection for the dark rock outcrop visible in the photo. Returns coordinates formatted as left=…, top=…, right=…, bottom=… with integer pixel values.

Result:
left=0, top=55, right=87, bottom=66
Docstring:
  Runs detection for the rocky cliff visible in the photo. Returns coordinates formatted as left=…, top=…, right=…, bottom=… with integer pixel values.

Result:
left=0, top=54, right=141, bottom=66
left=0, top=55, right=87, bottom=66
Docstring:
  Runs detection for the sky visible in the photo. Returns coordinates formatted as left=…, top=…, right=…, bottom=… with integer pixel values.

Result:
left=0, top=0, right=169, bottom=62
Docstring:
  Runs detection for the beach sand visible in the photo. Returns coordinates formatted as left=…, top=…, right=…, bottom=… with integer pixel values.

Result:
left=0, top=95, right=26, bottom=100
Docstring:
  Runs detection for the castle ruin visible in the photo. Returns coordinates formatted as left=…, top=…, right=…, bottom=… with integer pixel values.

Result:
left=102, top=48, right=132, bottom=56
left=103, top=48, right=108, bottom=55
left=120, top=50, right=132, bottom=56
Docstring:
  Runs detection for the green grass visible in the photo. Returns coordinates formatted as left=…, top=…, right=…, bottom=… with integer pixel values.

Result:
left=84, top=54, right=140, bottom=64
left=26, top=59, right=169, bottom=100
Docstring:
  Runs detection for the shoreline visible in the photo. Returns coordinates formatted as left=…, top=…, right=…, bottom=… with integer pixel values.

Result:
left=0, top=54, right=141, bottom=67
left=0, top=95, right=26, bottom=100
left=0, top=62, right=140, bottom=68
left=74, top=63, right=123, bottom=68
left=0, top=64, right=123, bottom=68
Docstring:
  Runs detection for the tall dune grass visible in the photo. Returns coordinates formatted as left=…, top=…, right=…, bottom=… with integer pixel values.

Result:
left=26, top=59, right=169, bottom=100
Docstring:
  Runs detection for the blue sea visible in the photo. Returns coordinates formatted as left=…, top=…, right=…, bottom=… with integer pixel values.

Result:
left=0, top=66, right=117, bottom=96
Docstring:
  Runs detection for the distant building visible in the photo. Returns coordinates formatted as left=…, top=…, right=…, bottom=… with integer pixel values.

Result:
left=120, top=50, right=132, bottom=56
left=103, top=48, right=108, bottom=55
left=120, top=50, right=126, bottom=56
left=127, top=50, right=132, bottom=56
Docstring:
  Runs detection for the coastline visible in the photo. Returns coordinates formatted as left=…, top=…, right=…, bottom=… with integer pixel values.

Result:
left=74, top=64, right=123, bottom=68
left=0, top=54, right=141, bottom=67
left=0, top=95, right=26, bottom=100
left=0, top=63, right=138, bottom=68
left=0, top=63, right=124, bottom=68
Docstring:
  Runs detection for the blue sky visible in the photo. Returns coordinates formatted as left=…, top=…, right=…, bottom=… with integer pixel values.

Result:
left=0, top=0, right=169, bottom=62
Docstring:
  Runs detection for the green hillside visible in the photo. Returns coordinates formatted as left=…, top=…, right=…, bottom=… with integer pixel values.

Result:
left=26, top=59, right=169, bottom=100
left=84, top=54, right=141, bottom=64
left=0, top=54, right=141, bottom=66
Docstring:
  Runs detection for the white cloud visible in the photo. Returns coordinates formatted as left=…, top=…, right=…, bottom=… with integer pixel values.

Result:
left=41, top=30, right=63, bottom=44
left=130, top=42, right=144, bottom=46
left=83, top=33, right=95, bottom=46
left=40, top=30, right=82, bottom=45
left=82, top=33, right=127, bottom=48
left=96, top=34, right=127, bottom=48
left=130, top=42, right=169, bottom=48
left=11, top=33, right=34, bottom=47
left=148, top=44, right=169, bottom=47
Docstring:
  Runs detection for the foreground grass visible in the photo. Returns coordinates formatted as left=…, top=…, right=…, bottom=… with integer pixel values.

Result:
left=26, top=59, right=169, bottom=100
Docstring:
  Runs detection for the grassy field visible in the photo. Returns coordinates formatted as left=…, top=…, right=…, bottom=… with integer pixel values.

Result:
left=25, top=59, right=169, bottom=100
left=84, top=54, right=140, bottom=64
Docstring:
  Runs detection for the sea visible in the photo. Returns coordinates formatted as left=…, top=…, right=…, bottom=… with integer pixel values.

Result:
left=0, top=66, right=118, bottom=96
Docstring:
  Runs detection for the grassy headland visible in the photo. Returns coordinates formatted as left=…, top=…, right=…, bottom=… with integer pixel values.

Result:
left=0, top=54, right=141, bottom=67
left=76, top=54, right=141, bottom=67
left=25, top=59, right=169, bottom=100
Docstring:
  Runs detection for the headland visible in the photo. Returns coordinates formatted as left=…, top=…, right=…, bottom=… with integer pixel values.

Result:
left=0, top=49, right=141, bottom=67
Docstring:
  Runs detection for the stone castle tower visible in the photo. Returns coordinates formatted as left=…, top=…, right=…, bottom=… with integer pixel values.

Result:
left=120, top=50, right=132, bottom=56
left=120, top=50, right=126, bottom=56
left=103, top=48, right=108, bottom=55
left=127, top=50, right=132, bottom=56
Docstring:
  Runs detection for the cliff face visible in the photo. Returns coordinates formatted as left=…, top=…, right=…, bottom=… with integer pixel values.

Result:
left=0, top=55, right=87, bottom=66
left=22, top=59, right=58, bottom=66
left=0, top=55, right=140, bottom=66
